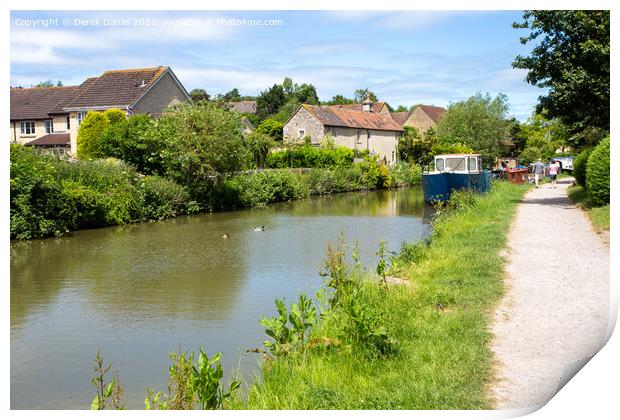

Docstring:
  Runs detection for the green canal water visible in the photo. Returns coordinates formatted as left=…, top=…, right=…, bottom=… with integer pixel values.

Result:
left=11, top=186, right=432, bottom=409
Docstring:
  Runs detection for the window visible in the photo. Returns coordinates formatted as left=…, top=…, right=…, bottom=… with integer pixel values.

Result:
left=66, top=115, right=70, bottom=130
left=356, top=130, right=362, bottom=144
left=298, top=129, right=305, bottom=138
left=45, top=120, right=54, bottom=134
left=468, top=157, right=477, bottom=172
left=446, top=157, right=466, bottom=171
left=391, top=150, right=395, bottom=163
left=77, top=111, right=86, bottom=127
left=20, top=121, right=35, bottom=135
left=435, top=158, right=445, bottom=172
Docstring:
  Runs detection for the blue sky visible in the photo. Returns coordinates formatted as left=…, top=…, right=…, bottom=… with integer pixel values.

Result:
left=10, top=10, right=545, bottom=120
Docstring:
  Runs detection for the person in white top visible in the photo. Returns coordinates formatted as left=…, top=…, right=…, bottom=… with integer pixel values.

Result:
left=548, top=160, right=560, bottom=188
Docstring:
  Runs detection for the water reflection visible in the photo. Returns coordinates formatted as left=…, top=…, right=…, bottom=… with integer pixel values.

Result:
left=11, top=186, right=432, bottom=409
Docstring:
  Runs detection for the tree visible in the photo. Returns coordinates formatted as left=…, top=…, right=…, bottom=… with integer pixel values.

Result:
left=256, top=84, right=286, bottom=120
left=147, top=101, right=247, bottom=183
left=99, top=114, right=161, bottom=174
left=244, top=132, right=275, bottom=169
left=76, top=112, right=111, bottom=160
left=513, top=11, right=610, bottom=141
left=189, top=89, right=210, bottom=102
left=515, top=113, right=569, bottom=164
left=255, top=118, right=284, bottom=142
left=36, top=80, right=55, bottom=87
left=435, top=93, right=511, bottom=166
left=323, top=95, right=354, bottom=105
left=221, top=88, right=242, bottom=102
left=394, top=105, right=409, bottom=113
left=354, top=88, right=377, bottom=103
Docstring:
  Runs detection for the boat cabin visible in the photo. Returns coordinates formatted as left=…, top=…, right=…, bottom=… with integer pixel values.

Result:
left=433, top=154, right=482, bottom=174
left=422, top=153, right=490, bottom=202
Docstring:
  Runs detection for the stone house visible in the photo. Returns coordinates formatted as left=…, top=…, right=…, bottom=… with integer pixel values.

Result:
left=10, top=66, right=189, bottom=156
left=390, top=104, right=446, bottom=133
left=283, top=100, right=404, bottom=165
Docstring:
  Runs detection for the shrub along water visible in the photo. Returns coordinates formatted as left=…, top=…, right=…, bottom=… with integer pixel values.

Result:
left=266, top=144, right=355, bottom=169
left=10, top=144, right=197, bottom=240
left=232, top=181, right=530, bottom=409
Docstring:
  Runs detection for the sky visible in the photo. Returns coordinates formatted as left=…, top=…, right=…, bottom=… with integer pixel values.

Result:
left=10, top=10, right=546, bottom=121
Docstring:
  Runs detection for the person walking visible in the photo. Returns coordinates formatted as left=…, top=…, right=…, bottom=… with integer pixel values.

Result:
left=548, top=160, right=560, bottom=188
left=533, top=159, right=546, bottom=188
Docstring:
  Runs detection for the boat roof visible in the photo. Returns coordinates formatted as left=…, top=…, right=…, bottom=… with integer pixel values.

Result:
left=434, top=154, right=481, bottom=158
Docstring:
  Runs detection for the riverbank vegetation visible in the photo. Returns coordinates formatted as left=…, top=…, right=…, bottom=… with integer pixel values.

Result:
left=10, top=101, right=423, bottom=239
left=229, top=180, right=529, bottom=409
left=85, top=180, right=529, bottom=409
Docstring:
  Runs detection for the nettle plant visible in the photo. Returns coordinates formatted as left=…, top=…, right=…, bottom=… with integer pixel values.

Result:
left=260, top=292, right=318, bottom=356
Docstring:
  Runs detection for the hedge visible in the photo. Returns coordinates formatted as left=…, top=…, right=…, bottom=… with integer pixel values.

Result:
left=586, top=137, right=610, bottom=206
left=573, top=148, right=592, bottom=187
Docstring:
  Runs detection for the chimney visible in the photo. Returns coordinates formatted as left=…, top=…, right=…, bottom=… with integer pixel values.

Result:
left=362, top=97, right=372, bottom=112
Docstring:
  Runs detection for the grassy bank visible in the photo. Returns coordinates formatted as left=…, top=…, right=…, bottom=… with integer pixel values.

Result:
left=231, top=181, right=529, bottom=409
left=567, top=185, right=610, bottom=232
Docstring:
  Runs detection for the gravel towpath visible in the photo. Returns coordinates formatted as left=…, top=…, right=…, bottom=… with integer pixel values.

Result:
left=490, top=178, right=610, bottom=409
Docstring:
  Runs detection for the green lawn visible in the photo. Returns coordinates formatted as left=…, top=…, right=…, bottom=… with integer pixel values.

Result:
left=567, top=185, right=610, bottom=232
left=232, top=181, right=530, bottom=409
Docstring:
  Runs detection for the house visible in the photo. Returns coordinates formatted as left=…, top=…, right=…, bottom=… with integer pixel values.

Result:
left=390, top=104, right=446, bottom=133
left=228, top=100, right=257, bottom=114
left=10, top=66, right=189, bottom=156
left=283, top=100, right=404, bottom=165
left=326, top=101, right=391, bottom=115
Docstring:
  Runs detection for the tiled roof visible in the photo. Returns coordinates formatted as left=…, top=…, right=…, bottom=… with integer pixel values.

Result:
left=390, top=111, right=411, bottom=127
left=10, top=86, right=80, bottom=120
left=303, top=105, right=404, bottom=132
left=228, top=100, right=257, bottom=114
left=326, top=101, right=387, bottom=114
left=63, top=67, right=169, bottom=109
left=417, top=105, right=446, bottom=123
left=24, top=133, right=71, bottom=146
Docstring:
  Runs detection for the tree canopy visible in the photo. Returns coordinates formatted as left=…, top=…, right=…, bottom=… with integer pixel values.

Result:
left=513, top=10, right=610, bottom=143
left=354, top=88, right=378, bottom=103
left=189, top=88, right=210, bottom=102
left=435, top=93, right=511, bottom=165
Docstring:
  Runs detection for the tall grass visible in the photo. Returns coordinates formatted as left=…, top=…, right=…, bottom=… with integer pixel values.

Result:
left=233, top=181, right=530, bottom=409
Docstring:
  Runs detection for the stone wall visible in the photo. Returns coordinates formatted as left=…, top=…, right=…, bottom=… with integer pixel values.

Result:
left=283, top=107, right=325, bottom=144
left=406, top=107, right=436, bottom=133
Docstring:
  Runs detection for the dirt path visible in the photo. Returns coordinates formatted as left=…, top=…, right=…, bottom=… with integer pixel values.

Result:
left=491, top=178, right=610, bottom=410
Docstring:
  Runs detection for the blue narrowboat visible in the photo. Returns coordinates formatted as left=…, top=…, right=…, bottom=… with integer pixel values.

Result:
left=422, top=154, right=492, bottom=202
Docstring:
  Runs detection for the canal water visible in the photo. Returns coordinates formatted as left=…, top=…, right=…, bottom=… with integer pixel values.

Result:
left=11, top=187, right=432, bottom=409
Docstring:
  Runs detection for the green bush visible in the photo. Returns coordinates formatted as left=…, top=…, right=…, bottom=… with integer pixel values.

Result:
left=586, top=137, right=610, bottom=206
left=104, top=108, right=126, bottom=125
left=76, top=111, right=111, bottom=160
left=255, top=118, right=284, bottom=142
left=573, top=148, right=593, bottom=186
left=10, top=144, right=195, bottom=239
left=389, top=162, right=422, bottom=186
left=222, top=170, right=309, bottom=208
left=99, top=114, right=162, bottom=175
left=266, top=145, right=354, bottom=169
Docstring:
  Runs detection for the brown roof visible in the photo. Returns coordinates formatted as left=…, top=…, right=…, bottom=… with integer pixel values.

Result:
left=10, top=86, right=80, bottom=120
left=64, top=67, right=169, bottom=110
left=327, top=101, right=387, bottom=114
left=390, top=111, right=412, bottom=127
left=417, top=105, right=446, bottom=123
left=303, top=104, right=403, bottom=132
left=24, top=133, right=70, bottom=146
left=228, top=100, right=257, bottom=114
